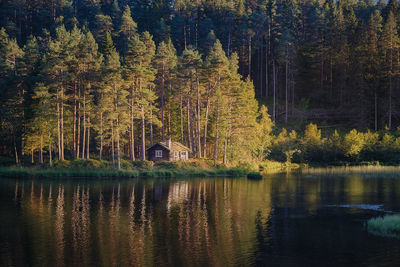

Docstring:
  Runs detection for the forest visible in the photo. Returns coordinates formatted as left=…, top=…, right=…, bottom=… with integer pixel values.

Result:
left=2, top=0, right=400, bottom=168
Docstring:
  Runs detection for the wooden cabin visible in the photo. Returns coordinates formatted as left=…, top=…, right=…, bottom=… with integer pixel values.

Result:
left=147, top=139, right=190, bottom=162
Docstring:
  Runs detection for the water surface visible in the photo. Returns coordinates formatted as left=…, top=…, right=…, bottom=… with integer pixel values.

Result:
left=1, top=171, right=400, bottom=266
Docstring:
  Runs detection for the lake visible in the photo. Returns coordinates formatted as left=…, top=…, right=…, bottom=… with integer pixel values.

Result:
left=1, top=169, right=400, bottom=266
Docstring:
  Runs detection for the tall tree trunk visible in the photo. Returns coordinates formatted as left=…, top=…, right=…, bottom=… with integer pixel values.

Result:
left=14, top=136, right=19, bottom=166
left=203, top=95, right=210, bottom=158
left=31, top=147, right=34, bottom=164
left=389, top=75, right=392, bottom=130
left=57, top=88, right=61, bottom=160
left=141, top=105, right=146, bottom=161
left=375, top=90, right=378, bottom=131
left=168, top=111, right=171, bottom=137
left=48, top=130, right=52, bottom=167
left=130, top=85, right=135, bottom=161
left=116, top=119, right=121, bottom=170
left=190, top=102, right=195, bottom=156
left=77, top=85, right=81, bottom=159
left=86, top=119, right=90, bottom=159
left=161, top=70, right=165, bottom=141
left=150, top=105, right=153, bottom=146
left=180, top=96, right=184, bottom=144
left=223, top=135, right=227, bottom=165
left=291, top=62, right=295, bottom=116
left=73, top=81, right=77, bottom=158
left=214, top=100, right=219, bottom=167
left=259, top=42, right=263, bottom=97
left=60, top=81, right=64, bottom=161
left=273, top=59, right=276, bottom=123
left=285, top=44, right=289, bottom=124
left=40, top=135, right=43, bottom=165
left=389, top=48, right=393, bottom=130
left=196, top=76, right=201, bottom=158
left=111, top=124, right=115, bottom=169
left=265, top=25, right=270, bottom=97
left=99, top=112, right=103, bottom=161
left=187, top=98, right=191, bottom=150
left=82, top=92, right=86, bottom=159
left=330, top=58, right=333, bottom=99
left=49, top=130, right=53, bottom=168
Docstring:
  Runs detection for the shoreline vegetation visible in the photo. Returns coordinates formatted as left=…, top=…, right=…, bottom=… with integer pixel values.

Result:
left=0, top=159, right=252, bottom=179
left=0, top=166, right=249, bottom=179
left=1, top=156, right=400, bottom=179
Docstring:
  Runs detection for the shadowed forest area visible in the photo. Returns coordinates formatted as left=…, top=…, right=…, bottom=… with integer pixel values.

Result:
left=2, top=0, right=400, bottom=168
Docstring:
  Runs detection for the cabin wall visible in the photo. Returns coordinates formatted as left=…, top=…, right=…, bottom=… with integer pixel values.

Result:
left=147, top=145, right=170, bottom=162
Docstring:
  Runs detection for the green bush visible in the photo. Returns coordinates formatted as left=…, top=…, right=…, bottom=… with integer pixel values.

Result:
left=270, top=129, right=300, bottom=162
left=301, top=124, right=326, bottom=162
left=267, top=127, right=400, bottom=165
left=342, top=129, right=365, bottom=160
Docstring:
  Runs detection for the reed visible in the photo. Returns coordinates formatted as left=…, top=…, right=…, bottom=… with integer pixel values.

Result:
left=301, top=165, right=400, bottom=177
left=366, top=214, right=400, bottom=239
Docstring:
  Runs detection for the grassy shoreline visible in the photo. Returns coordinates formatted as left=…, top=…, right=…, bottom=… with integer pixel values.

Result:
left=0, top=166, right=250, bottom=179
left=1, top=157, right=400, bottom=179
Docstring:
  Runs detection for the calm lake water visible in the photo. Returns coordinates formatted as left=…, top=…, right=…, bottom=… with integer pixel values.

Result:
left=1, top=170, right=400, bottom=266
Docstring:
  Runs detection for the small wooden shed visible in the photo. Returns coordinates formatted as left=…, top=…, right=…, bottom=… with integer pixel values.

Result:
left=147, top=139, right=190, bottom=162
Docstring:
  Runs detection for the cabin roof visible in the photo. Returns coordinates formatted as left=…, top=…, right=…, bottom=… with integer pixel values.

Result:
left=147, top=141, right=190, bottom=152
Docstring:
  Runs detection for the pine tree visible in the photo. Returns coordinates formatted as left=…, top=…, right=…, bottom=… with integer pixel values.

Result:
left=124, top=31, right=157, bottom=161
left=24, top=83, right=57, bottom=166
left=77, top=30, right=102, bottom=159
left=177, top=46, right=203, bottom=157
left=99, top=47, right=128, bottom=169
left=43, top=25, right=71, bottom=161
left=204, top=40, right=229, bottom=164
left=0, top=30, right=25, bottom=164
left=154, top=39, right=177, bottom=141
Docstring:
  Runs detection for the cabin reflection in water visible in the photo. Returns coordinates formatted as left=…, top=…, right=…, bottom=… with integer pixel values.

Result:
left=8, top=178, right=272, bottom=266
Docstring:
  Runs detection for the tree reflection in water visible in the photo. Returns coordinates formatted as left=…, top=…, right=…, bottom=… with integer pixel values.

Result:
left=5, top=173, right=400, bottom=266
left=8, top=178, right=269, bottom=266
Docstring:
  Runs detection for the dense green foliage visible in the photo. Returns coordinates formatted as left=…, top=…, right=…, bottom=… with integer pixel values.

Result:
left=2, top=0, right=400, bottom=169
left=271, top=123, right=400, bottom=165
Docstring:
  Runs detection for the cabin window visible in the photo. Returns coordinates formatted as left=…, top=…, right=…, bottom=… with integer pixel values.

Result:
left=155, top=150, right=163, bottom=158
left=181, top=151, right=187, bottom=160
left=174, top=151, right=179, bottom=158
